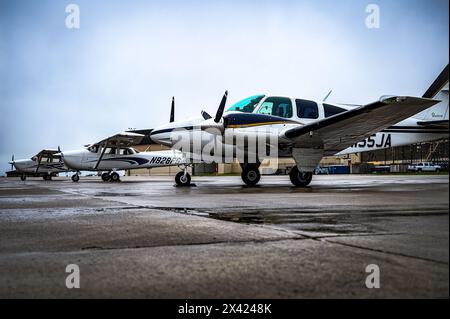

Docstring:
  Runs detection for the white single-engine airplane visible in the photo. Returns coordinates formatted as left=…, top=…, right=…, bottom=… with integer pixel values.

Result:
left=150, top=65, right=449, bottom=187
left=60, top=131, right=188, bottom=183
left=60, top=100, right=190, bottom=183
left=9, top=149, right=70, bottom=181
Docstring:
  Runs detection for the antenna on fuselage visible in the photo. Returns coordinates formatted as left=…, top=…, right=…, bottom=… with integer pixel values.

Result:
left=323, top=90, right=333, bottom=102
left=170, top=97, right=175, bottom=123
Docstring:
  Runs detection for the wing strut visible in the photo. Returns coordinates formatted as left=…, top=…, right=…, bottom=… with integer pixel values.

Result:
left=35, top=154, right=43, bottom=173
left=94, top=144, right=108, bottom=170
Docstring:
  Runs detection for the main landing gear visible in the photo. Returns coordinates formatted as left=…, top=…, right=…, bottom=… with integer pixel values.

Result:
left=289, top=166, right=313, bottom=187
left=71, top=173, right=80, bottom=183
left=101, top=172, right=120, bottom=182
left=43, top=174, right=52, bottom=181
left=20, top=175, right=27, bottom=181
left=239, top=163, right=313, bottom=187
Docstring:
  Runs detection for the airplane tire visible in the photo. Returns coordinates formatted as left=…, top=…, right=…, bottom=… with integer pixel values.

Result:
left=20, top=175, right=26, bottom=181
left=289, top=166, right=313, bottom=187
left=175, top=171, right=191, bottom=186
left=101, top=172, right=111, bottom=182
left=241, top=167, right=261, bottom=186
left=72, top=174, right=80, bottom=183
left=43, top=175, right=51, bottom=181
left=110, top=172, right=120, bottom=182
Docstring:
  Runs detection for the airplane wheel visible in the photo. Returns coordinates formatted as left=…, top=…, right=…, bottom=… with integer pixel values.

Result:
left=110, top=172, right=120, bottom=182
left=175, top=171, right=191, bottom=186
left=289, top=166, right=313, bottom=187
left=72, top=174, right=80, bottom=183
left=241, top=167, right=261, bottom=186
left=43, top=175, right=52, bottom=181
left=101, top=172, right=111, bottom=182
left=20, top=175, right=26, bottom=181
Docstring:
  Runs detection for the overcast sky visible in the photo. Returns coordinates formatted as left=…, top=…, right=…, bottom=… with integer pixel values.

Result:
left=0, top=0, right=448, bottom=175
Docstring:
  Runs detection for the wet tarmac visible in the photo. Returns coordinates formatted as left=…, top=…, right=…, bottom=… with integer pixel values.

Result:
left=0, top=174, right=448, bottom=298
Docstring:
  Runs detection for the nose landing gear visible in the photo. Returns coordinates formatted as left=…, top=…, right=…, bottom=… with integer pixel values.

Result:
left=175, top=170, right=191, bottom=186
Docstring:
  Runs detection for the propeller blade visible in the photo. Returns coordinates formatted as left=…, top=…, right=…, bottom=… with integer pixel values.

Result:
left=201, top=110, right=212, bottom=120
left=170, top=97, right=175, bottom=123
left=214, top=91, right=228, bottom=123
left=10, top=154, right=14, bottom=171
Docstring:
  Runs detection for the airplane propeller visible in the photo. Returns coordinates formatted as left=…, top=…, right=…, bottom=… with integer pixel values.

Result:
left=214, top=91, right=228, bottom=123
left=199, top=90, right=229, bottom=133
left=10, top=154, right=14, bottom=171
left=170, top=97, right=175, bottom=123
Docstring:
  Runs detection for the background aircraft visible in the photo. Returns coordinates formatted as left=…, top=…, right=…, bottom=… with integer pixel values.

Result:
left=150, top=66, right=448, bottom=187
left=60, top=131, right=189, bottom=183
left=9, top=149, right=70, bottom=181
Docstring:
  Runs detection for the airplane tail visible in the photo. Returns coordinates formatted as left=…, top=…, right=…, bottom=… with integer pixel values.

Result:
left=413, top=64, right=449, bottom=125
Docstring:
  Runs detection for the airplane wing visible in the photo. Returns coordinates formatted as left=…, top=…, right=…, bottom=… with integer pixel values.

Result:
left=34, top=149, right=63, bottom=173
left=35, top=149, right=61, bottom=157
left=90, top=131, right=146, bottom=148
left=88, top=132, right=146, bottom=170
left=282, top=96, right=440, bottom=156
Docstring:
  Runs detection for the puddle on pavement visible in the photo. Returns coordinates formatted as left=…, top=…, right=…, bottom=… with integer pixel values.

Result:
left=155, top=206, right=377, bottom=235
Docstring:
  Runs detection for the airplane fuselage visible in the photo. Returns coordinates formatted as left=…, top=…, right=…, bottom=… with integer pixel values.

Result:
left=62, top=149, right=186, bottom=171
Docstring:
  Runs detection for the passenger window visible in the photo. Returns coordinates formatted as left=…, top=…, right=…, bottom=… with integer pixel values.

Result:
left=323, top=104, right=346, bottom=118
left=118, top=149, right=126, bottom=155
left=256, top=97, right=293, bottom=118
left=296, top=99, right=319, bottom=119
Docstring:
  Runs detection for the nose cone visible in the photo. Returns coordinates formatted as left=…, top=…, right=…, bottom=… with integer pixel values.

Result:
left=61, top=150, right=83, bottom=170
left=150, top=125, right=175, bottom=147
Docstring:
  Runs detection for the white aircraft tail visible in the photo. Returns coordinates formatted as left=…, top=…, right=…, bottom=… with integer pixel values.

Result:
left=414, top=64, right=449, bottom=123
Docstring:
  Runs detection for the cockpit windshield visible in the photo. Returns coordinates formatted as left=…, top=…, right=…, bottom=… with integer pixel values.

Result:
left=227, top=95, right=265, bottom=113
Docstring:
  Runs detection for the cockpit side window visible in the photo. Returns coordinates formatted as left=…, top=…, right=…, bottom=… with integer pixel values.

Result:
left=88, top=145, right=99, bottom=153
left=256, top=97, right=293, bottom=118
left=323, top=104, right=346, bottom=118
left=296, top=99, right=319, bottom=119
left=227, top=95, right=265, bottom=113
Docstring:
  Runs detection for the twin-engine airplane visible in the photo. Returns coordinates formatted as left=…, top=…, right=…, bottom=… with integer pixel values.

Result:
left=150, top=65, right=449, bottom=187
left=9, top=149, right=70, bottom=181
left=60, top=131, right=188, bottom=183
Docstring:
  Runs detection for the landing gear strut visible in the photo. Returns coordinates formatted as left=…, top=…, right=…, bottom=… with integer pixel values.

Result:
left=289, top=166, right=313, bottom=187
left=241, top=163, right=261, bottom=186
left=20, top=175, right=26, bottom=181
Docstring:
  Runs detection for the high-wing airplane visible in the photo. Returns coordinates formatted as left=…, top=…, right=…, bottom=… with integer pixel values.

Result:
left=60, top=131, right=189, bottom=183
left=9, top=149, right=70, bottom=181
left=150, top=65, right=448, bottom=187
